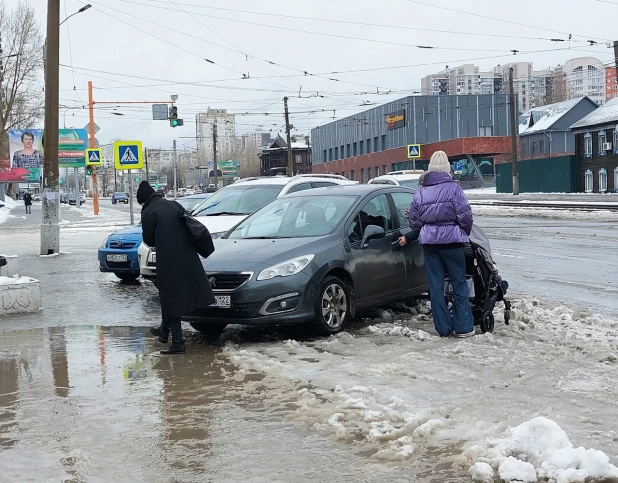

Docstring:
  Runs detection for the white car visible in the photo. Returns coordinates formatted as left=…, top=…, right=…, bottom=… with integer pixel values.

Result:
left=368, top=170, right=424, bottom=191
left=138, top=174, right=357, bottom=280
left=185, top=189, right=196, bottom=196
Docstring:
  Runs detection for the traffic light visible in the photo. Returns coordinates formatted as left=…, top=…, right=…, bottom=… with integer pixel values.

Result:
left=86, top=165, right=93, bottom=176
left=168, top=105, right=183, bottom=127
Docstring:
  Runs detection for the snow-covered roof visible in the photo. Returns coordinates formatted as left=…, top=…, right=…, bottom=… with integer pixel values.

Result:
left=571, top=97, right=618, bottom=129
left=519, top=98, right=583, bottom=135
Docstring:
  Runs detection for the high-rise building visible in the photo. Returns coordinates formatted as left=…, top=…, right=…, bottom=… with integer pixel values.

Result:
left=195, top=109, right=236, bottom=166
left=421, top=64, right=502, bottom=97
left=555, top=57, right=606, bottom=105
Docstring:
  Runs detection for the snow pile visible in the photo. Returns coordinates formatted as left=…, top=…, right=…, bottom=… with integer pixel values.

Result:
left=0, top=276, right=36, bottom=286
left=472, top=204, right=618, bottom=222
left=0, top=197, right=17, bottom=225
left=460, top=417, right=618, bottom=483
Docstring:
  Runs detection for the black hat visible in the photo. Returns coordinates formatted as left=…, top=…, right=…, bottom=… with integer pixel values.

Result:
left=137, top=181, right=155, bottom=204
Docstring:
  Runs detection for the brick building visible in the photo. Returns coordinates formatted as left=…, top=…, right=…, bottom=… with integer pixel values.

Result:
left=571, top=97, right=618, bottom=193
left=258, top=135, right=311, bottom=176
left=311, top=94, right=513, bottom=182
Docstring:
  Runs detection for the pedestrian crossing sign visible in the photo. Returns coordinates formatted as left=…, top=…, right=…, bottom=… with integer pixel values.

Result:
left=85, top=148, right=103, bottom=166
left=113, top=141, right=143, bottom=170
left=407, top=144, right=421, bottom=159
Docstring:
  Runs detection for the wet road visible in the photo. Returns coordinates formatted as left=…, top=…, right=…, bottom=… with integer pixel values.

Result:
left=1, top=204, right=618, bottom=481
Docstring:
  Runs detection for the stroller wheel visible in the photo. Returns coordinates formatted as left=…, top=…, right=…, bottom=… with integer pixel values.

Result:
left=480, top=312, right=495, bottom=334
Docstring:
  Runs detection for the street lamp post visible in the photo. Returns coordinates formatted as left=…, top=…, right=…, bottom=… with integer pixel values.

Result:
left=40, top=3, right=91, bottom=255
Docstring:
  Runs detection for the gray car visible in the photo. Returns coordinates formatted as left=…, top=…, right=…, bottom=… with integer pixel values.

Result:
left=183, top=184, right=428, bottom=335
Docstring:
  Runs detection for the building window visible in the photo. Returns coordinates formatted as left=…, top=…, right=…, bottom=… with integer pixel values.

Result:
left=353, top=143, right=357, bottom=156
left=531, top=142, right=536, bottom=156
left=382, top=164, right=387, bottom=175
left=360, top=168, right=364, bottom=184
left=329, top=148, right=333, bottom=161
left=584, top=133, right=592, bottom=158
left=347, top=144, right=351, bottom=157
left=599, top=168, right=608, bottom=192
left=614, top=167, right=618, bottom=193
left=585, top=169, right=593, bottom=193
left=614, top=130, right=618, bottom=155
left=323, top=150, right=327, bottom=163
left=367, top=167, right=372, bottom=180
left=479, top=126, right=493, bottom=136
left=382, top=135, right=387, bottom=151
left=599, top=130, right=607, bottom=156
left=375, top=166, right=380, bottom=178
left=295, top=154, right=303, bottom=164
left=374, top=137, right=379, bottom=152
left=367, top=139, right=372, bottom=154
left=539, top=140, right=545, bottom=154
left=350, top=170, right=355, bottom=181
left=359, top=140, right=364, bottom=155
left=334, top=147, right=338, bottom=160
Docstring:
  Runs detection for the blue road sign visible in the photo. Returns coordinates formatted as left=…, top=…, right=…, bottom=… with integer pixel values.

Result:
left=113, top=141, right=143, bottom=170
left=407, top=144, right=421, bottom=159
left=453, top=161, right=463, bottom=171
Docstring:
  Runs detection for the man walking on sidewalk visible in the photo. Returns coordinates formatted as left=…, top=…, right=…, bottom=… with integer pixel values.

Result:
left=23, top=191, right=32, bottom=215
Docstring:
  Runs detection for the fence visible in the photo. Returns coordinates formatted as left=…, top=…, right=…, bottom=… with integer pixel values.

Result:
left=496, top=155, right=578, bottom=193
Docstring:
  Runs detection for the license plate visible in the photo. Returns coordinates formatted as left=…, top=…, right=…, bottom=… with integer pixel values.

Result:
left=210, top=295, right=231, bottom=308
left=107, top=254, right=128, bottom=262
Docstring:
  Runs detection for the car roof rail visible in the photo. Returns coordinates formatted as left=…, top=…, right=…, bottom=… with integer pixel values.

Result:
left=293, top=173, right=348, bottom=180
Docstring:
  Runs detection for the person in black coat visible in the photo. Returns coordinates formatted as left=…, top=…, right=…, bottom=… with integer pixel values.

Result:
left=137, top=181, right=215, bottom=355
left=23, top=191, right=33, bottom=214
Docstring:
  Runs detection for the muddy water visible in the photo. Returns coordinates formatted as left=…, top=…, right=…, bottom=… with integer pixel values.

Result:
left=0, top=326, right=461, bottom=482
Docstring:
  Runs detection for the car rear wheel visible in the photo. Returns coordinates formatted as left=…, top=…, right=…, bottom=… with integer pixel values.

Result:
left=115, top=272, right=140, bottom=281
left=189, top=322, right=227, bottom=336
left=313, top=275, right=350, bottom=335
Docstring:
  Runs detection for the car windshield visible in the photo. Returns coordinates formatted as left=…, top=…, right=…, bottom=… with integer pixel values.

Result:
left=177, top=196, right=210, bottom=212
left=114, top=192, right=126, bottom=197
left=227, top=195, right=356, bottom=239
left=192, top=185, right=282, bottom=216
left=399, top=179, right=419, bottom=190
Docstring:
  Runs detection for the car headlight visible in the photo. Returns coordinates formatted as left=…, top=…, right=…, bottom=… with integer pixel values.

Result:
left=210, top=232, right=224, bottom=239
left=101, top=237, right=109, bottom=248
left=257, top=255, right=315, bottom=281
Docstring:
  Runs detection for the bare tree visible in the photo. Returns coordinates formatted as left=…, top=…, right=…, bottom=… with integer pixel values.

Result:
left=0, top=0, right=44, bottom=194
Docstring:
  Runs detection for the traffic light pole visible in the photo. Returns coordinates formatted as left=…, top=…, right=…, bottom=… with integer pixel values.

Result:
left=86, top=80, right=174, bottom=211
left=128, top=169, right=134, bottom=225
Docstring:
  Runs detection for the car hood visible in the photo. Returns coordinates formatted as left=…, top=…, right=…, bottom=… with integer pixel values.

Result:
left=108, top=225, right=142, bottom=241
left=203, top=235, right=338, bottom=272
left=195, top=214, right=248, bottom=235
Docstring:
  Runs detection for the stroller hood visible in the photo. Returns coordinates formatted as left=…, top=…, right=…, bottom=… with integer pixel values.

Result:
left=469, top=225, right=498, bottom=272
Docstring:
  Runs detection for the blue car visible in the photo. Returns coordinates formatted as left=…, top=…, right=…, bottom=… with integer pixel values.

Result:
left=98, top=225, right=142, bottom=281
left=112, top=192, right=129, bottom=204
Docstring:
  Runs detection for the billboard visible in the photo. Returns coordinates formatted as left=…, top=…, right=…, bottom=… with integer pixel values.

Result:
left=0, top=129, right=44, bottom=183
left=386, top=109, right=405, bottom=130
left=0, top=129, right=87, bottom=182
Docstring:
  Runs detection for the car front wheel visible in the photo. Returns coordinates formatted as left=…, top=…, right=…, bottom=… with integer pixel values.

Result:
left=189, top=322, right=227, bottom=336
left=313, top=275, right=350, bottom=335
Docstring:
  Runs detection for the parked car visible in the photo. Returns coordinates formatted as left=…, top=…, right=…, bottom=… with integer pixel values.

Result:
left=175, top=192, right=214, bottom=212
left=67, top=193, right=86, bottom=205
left=182, top=184, right=426, bottom=335
left=206, top=184, right=216, bottom=193
left=185, top=189, right=196, bottom=196
left=98, top=226, right=142, bottom=281
left=112, top=192, right=129, bottom=204
left=60, top=192, right=69, bottom=204
left=368, top=171, right=424, bottom=191
left=139, top=175, right=358, bottom=281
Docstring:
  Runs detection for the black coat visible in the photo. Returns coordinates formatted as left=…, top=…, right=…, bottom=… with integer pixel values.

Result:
left=23, top=193, right=32, bottom=205
left=141, top=192, right=214, bottom=320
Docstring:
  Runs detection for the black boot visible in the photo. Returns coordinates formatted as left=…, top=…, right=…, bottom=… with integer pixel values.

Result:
left=150, top=326, right=169, bottom=344
left=160, top=342, right=186, bottom=355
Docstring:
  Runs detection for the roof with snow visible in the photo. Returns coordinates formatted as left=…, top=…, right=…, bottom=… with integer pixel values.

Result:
left=571, top=96, right=618, bottom=129
left=519, top=98, right=585, bottom=135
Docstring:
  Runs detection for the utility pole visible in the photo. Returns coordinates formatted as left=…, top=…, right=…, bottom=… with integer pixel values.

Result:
left=87, top=81, right=99, bottom=215
left=41, top=0, right=61, bottom=255
left=173, top=140, right=178, bottom=199
left=212, top=122, right=218, bottom=189
left=614, top=41, right=618, bottom=89
left=509, top=67, right=519, bottom=196
left=0, top=31, right=5, bottom=202
left=284, top=97, right=294, bottom=176
left=144, top=148, right=149, bottom=181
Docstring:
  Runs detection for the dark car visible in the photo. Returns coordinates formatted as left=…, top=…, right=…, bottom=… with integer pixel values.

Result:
left=112, top=192, right=129, bottom=204
left=183, top=185, right=427, bottom=336
left=175, top=193, right=214, bottom=213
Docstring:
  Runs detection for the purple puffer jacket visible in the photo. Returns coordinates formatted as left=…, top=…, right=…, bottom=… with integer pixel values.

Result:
left=408, top=171, right=473, bottom=245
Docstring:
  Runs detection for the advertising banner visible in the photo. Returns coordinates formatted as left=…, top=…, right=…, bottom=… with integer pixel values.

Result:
left=0, top=129, right=88, bottom=182
left=0, top=129, right=43, bottom=183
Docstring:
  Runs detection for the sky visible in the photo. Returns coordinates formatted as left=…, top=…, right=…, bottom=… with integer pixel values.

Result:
left=26, top=0, right=617, bottom=152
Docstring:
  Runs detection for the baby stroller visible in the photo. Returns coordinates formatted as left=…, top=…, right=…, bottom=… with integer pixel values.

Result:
left=445, top=225, right=511, bottom=333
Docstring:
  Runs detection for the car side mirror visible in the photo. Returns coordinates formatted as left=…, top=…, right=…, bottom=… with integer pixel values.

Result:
left=0, top=256, right=6, bottom=268
left=361, top=225, right=385, bottom=248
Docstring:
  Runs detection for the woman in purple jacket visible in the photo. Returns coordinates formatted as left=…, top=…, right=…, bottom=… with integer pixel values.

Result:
left=398, top=151, right=475, bottom=338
